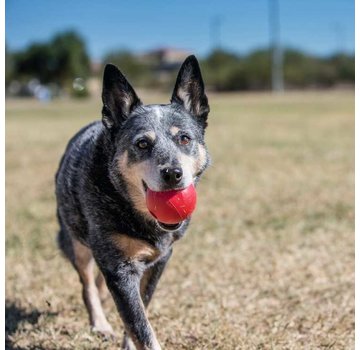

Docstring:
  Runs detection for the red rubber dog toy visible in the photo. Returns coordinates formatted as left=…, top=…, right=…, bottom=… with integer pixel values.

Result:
left=146, top=184, right=197, bottom=224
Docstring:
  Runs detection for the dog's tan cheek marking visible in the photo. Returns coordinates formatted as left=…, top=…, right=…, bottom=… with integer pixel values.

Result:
left=117, top=151, right=150, bottom=214
left=112, top=234, right=160, bottom=262
left=179, top=152, right=196, bottom=177
left=170, top=126, right=180, bottom=136
left=180, top=143, right=207, bottom=176
left=196, top=144, right=207, bottom=173
left=118, top=150, right=130, bottom=176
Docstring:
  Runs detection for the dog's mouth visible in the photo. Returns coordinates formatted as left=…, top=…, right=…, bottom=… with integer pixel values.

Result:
left=142, top=180, right=183, bottom=232
left=142, top=180, right=186, bottom=192
left=157, top=222, right=182, bottom=231
left=142, top=180, right=148, bottom=193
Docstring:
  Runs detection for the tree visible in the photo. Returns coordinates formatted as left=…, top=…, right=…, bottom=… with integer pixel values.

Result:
left=201, top=49, right=243, bottom=91
left=328, top=53, right=355, bottom=83
left=243, top=49, right=272, bottom=90
left=5, top=44, right=14, bottom=86
left=12, top=30, right=90, bottom=90
left=50, top=31, right=90, bottom=87
left=13, top=43, right=53, bottom=83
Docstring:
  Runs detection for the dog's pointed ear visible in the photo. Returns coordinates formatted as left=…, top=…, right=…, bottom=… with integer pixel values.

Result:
left=171, top=55, right=209, bottom=125
left=101, top=64, right=142, bottom=129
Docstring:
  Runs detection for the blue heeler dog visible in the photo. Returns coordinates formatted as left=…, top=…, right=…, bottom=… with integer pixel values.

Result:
left=55, top=55, right=210, bottom=349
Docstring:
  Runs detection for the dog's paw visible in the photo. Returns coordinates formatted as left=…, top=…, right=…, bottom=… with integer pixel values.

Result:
left=91, top=323, right=116, bottom=340
left=121, top=338, right=137, bottom=350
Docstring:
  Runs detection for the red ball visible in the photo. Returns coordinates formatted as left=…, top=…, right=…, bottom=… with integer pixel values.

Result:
left=146, top=184, right=197, bottom=224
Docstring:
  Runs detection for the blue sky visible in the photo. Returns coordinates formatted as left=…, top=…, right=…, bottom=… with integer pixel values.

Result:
left=6, top=0, right=354, bottom=60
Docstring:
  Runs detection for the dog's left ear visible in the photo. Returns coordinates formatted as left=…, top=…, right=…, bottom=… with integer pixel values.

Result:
left=102, top=64, right=142, bottom=129
left=171, top=55, right=209, bottom=126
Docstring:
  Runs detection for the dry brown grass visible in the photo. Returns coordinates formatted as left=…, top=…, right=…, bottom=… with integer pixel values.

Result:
left=6, top=91, right=354, bottom=349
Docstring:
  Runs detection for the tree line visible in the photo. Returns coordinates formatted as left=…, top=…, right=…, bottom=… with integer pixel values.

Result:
left=201, top=48, right=354, bottom=91
left=6, top=30, right=354, bottom=97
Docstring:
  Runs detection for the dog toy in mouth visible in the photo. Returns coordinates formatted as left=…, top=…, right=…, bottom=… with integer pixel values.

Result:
left=146, top=184, right=197, bottom=224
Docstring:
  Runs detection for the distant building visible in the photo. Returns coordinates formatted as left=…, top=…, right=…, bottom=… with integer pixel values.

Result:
left=90, top=61, right=102, bottom=75
left=139, top=48, right=191, bottom=82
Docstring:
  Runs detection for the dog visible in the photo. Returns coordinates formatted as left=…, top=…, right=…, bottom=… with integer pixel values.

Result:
left=55, top=55, right=210, bottom=350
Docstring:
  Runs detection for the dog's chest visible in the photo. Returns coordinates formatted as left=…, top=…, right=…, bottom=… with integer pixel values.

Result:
left=111, top=232, right=176, bottom=265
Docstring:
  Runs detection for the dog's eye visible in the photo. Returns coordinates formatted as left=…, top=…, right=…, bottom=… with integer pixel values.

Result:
left=179, top=135, right=191, bottom=145
left=137, top=139, right=150, bottom=149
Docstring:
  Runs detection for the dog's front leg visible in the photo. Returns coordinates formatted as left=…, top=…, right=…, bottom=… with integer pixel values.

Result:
left=105, top=265, right=161, bottom=350
left=120, top=250, right=172, bottom=349
left=119, top=249, right=172, bottom=349
left=140, top=249, right=172, bottom=308
left=92, top=237, right=161, bottom=350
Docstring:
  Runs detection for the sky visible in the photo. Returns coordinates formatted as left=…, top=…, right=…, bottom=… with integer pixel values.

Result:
left=6, top=0, right=354, bottom=60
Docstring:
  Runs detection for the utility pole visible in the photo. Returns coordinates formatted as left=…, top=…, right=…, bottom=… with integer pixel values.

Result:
left=269, top=0, right=284, bottom=92
left=211, top=16, right=222, bottom=50
left=333, top=22, right=345, bottom=53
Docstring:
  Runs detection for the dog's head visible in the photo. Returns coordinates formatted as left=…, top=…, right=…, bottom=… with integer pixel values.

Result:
left=102, top=55, right=210, bottom=229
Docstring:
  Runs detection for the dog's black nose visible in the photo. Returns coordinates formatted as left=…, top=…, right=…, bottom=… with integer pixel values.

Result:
left=161, top=167, right=183, bottom=187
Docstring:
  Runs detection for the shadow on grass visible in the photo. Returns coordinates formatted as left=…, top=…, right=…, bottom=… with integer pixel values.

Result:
left=5, top=300, right=58, bottom=350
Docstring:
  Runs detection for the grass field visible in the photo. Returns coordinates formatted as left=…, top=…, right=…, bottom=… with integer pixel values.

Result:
left=6, top=90, right=354, bottom=349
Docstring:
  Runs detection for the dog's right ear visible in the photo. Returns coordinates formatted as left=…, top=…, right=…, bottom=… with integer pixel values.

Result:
left=101, top=64, right=142, bottom=129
